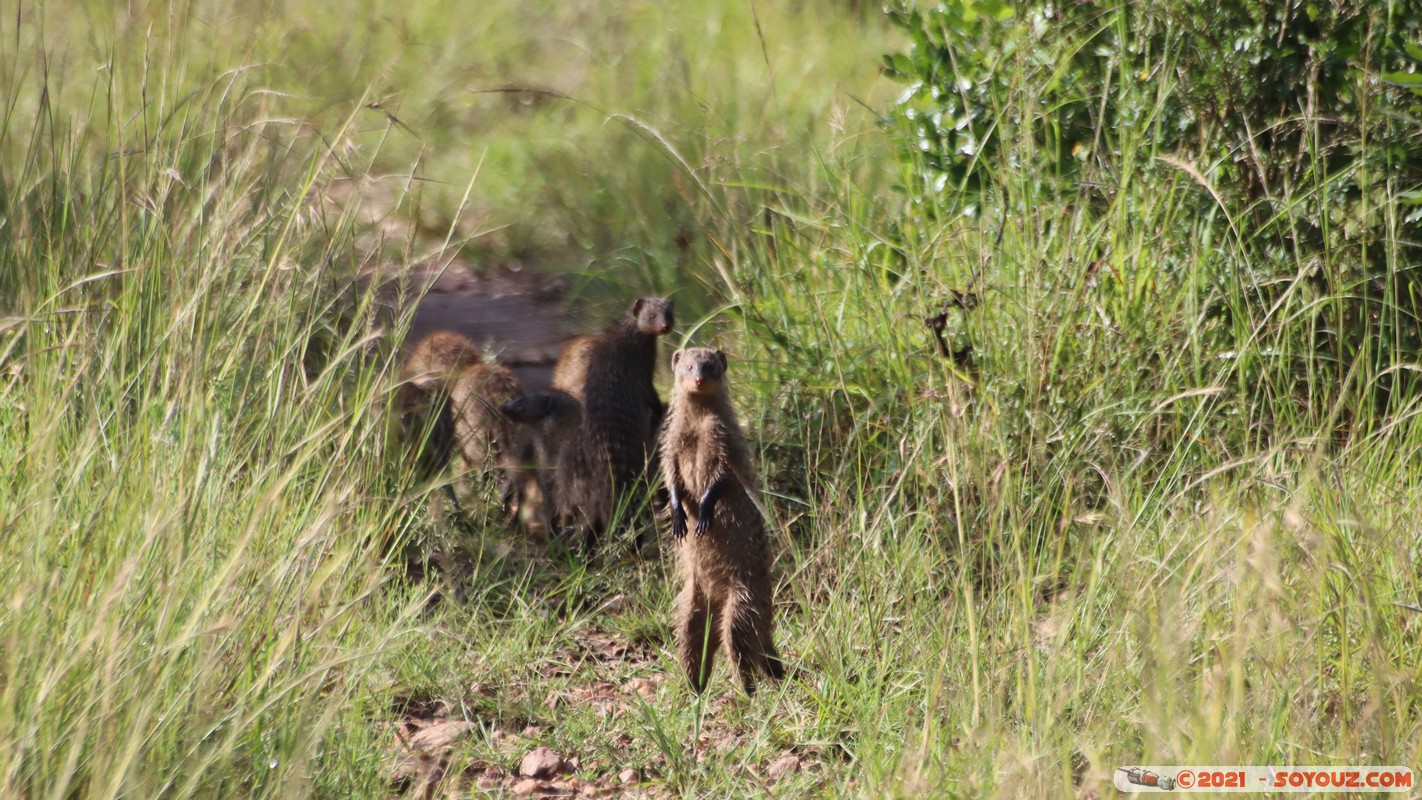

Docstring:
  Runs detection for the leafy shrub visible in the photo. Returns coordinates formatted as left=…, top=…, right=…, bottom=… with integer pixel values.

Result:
left=884, top=0, right=1422, bottom=416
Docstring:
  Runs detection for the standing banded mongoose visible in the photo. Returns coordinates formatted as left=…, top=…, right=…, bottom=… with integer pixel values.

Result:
left=661, top=347, right=785, bottom=695
left=554, top=297, right=674, bottom=539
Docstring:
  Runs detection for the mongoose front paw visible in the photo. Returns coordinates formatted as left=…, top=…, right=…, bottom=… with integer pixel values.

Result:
left=694, top=503, right=714, bottom=536
left=670, top=508, right=688, bottom=540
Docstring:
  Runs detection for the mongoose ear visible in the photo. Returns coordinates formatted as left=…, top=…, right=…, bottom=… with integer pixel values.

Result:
left=633, top=298, right=646, bottom=315
left=672, top=349, right=684, bottom=369
left=715, top=349, right=727, bottom=371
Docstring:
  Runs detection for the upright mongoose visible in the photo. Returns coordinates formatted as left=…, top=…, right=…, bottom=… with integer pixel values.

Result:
left=552, top=296, right=674, bottom=537
left=661, top=347, right=785, bottom=695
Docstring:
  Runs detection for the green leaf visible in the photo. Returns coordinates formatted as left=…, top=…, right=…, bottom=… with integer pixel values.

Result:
left=883, top=53, right=916, bottom=78
left=1381, top=70, right=1422, bottom=88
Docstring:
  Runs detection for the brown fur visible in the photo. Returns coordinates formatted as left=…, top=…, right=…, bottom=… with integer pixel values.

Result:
left=661, top=347, right=784, bottom=695
left=500, top=390, right=591, bottom=531
left=448, top=363, right=524, bottom=477
left=395, top=331, right=527, bottom=516
left=554, top=297, right=674, bottom=539
left=550, top=335, right=599, bottom=400
left=403, top=331, right=483, bottom=387
left=393, top=332, right=484, bottom=482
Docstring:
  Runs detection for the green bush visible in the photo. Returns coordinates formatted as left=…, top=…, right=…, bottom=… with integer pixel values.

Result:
left=884, top=0, right=1422, bottom=418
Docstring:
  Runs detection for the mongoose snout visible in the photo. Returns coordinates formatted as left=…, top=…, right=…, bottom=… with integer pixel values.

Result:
left=635, top=297, right=676, bottom=335
left=672, top=347, right=724, bottom=395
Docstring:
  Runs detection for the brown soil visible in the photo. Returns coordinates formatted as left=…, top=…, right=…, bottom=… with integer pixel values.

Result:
left=384, top=258, right=576, bottom=391
left=381, top=624, right=823, bottom=798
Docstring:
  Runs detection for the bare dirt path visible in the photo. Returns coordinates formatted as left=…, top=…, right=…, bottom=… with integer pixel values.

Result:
left=389, top=259, right=576, bottom=390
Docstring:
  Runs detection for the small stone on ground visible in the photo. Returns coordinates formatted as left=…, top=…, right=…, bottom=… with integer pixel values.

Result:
left=520, top=746, right=569, bottom=779
left=768, top=754, right=802, bottom=780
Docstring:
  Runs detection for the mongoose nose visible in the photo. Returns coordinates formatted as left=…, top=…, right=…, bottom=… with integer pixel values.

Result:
left=694, top=378, right=705, bottom=388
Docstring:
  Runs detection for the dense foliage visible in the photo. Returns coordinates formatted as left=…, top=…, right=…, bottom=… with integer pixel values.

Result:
left=885, top=0, right=1422, bottom=412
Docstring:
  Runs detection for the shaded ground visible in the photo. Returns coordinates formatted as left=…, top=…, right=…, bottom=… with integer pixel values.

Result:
left=395, top=259, right=575, bottom=391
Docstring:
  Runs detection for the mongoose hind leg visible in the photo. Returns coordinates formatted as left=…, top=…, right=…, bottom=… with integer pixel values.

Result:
left=757, top=631, right=787, bottom=682
left=676, top=579, right=720, bottom=694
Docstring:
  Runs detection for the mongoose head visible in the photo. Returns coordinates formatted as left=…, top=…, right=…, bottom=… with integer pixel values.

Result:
left=671, top=347, right=728, bottom=396
left=391, top=381, right=431, bottom=439
left=500, top=390, right=582, bottom=425
left=405, top=331, right=482, bottom=369
left=631, top=297, right=675, bottom=336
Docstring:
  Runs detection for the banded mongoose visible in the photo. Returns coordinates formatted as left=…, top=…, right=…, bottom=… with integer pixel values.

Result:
left=394, top=331, right=487, bottom=482
left=397, top=331, right=527, bottom=517
left=552, top=296, right=674, bottom=537
left=447, top=363, right=525, bottom=478
left=661, top=347, right=785, bottom=695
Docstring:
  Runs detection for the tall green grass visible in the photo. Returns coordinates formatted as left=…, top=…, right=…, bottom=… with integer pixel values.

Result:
left=3, top=0, right=1420, bottom=797
left=0, top=8, right=454, bottom=792
left=716, top=3, right=1422, bottom=793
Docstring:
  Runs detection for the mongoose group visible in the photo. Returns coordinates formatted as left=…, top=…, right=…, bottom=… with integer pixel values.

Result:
left=396, top=297, right=783, bottom=695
